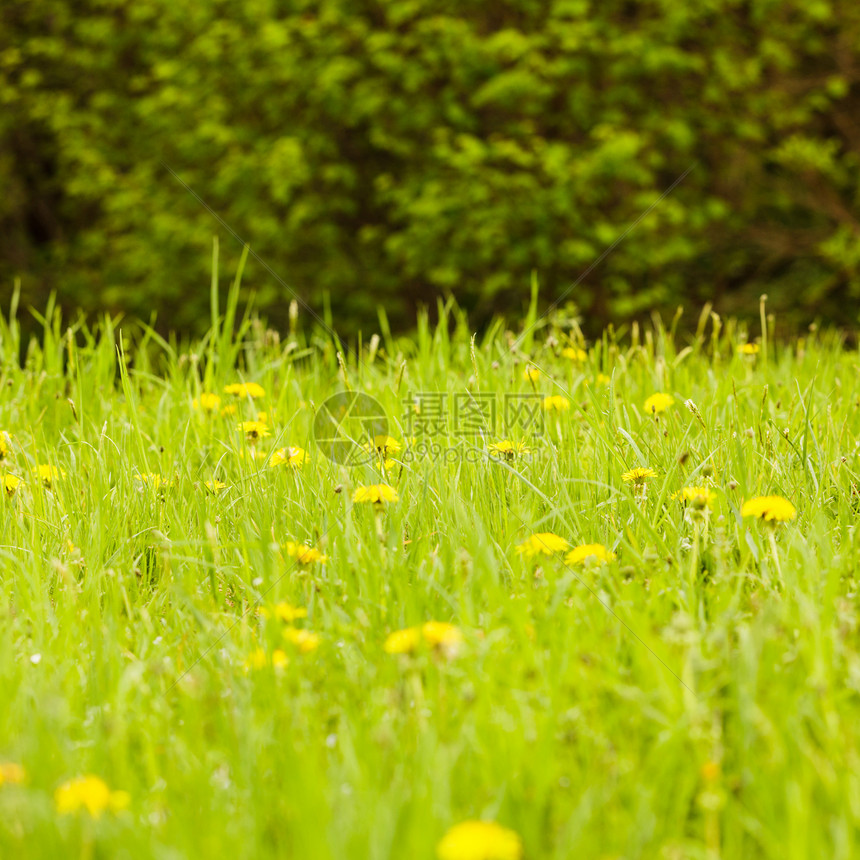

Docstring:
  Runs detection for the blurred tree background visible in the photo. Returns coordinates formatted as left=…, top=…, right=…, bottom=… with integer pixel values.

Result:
left=2, top=0, right=860, bottom=336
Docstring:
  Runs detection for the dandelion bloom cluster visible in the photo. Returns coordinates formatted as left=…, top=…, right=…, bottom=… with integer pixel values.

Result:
left=436, top=820, right=523, bottom=860
left=270, top=446, right=307, bottom=467
left=622, top=467, right=657, bottom=484
left=565, top=543, right=616, bottom=565
left=562, top=346, right=587, bottom=362
left=35, top=464, right=64, bottom=488
left=741, top=496, right=796, bottom=522
left=260, top=601, right=307, bottom=623
left=55, top=775, right=130, bottom=818
left=643, top=393, right=675, bottom=414
left=516, top=532, right=569, bottom=558
left=193, top=392, right=222, bottom=412
left=245, top=648, right=289, bottom=671
left=384, top=621, right=463, bottom=657
left=238, top=420, right=270, bottom=442
left=3, top=474, right=21, bottom=498
left=672, top=486, right=717, bottom=508
left=136, top=472, right=166, bottom=489
left=488, top=440, right=530, bottom=461
left=370, top=435, right=402, bottom=457
left=542, top=395, right=570, bottom=412
left=353, top=484, right=399, bottom=504
left=283, top=627, right=321, bottom=653
left=383, top=627, right=422, bottom=654
left=224, top=382, right=266, bottom=399
left=284, top=542, right=327, bottom=564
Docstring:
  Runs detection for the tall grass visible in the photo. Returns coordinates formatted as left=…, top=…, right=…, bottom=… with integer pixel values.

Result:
left=0, top=283, right=858, bottom=858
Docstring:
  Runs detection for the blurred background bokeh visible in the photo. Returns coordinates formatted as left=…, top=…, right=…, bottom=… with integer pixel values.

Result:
left=3, top=0, right=860, bottom=336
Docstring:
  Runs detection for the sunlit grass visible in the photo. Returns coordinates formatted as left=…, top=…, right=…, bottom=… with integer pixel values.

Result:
left=1, top=286, right=858, bottom=858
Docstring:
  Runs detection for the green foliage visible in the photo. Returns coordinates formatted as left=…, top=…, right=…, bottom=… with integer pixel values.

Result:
left=3, top=0, right=860, bottom=333
left=2, top=297, right=860, bottom=856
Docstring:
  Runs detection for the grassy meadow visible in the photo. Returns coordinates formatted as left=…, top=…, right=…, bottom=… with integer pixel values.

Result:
left=1, top=285, right=859, bottom=859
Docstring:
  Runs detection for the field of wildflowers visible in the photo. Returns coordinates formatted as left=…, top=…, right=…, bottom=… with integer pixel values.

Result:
left=1, top=287, right=858, bottom=858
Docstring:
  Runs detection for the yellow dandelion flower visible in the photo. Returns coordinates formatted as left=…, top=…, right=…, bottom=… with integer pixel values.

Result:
left=562, top=346, right=587, bottom=362
left=3, top=474, right=21, bottom=498
left=0, top=435, right=7, bottom=460
left=220, top=404, right=237, bottom=417
left=238, top=420, right=271, bottom=442
left=263, top=601, right=308, bottom=623
left=224, top=382, right=266, bottom=399
left=437, top=820, right=523, bottom=860
left=420, top=621, right=463, bottom=653
left=672, top=486, right=716, bottom=508
left=701, top=761, right=721, bottom=782
left=204, top=480, right=227, bottom=493
left=741, top=495, right=796, bottom=522
left=515, top=532, right=569, bottom=558
left=55, top=775, right=130, bottom=818
left=256, top=411, right=269, bottom=424
left=383, top=626, right=422, bottom=655
left=258, top=605, right=286, bottom=622
left=283, top=542, right=327, bottom=564
left=383, top=622, right=463, bottom=656
left=244, top=648, right=289, bottom=671
left=643, top=393, right=675, bottom=414
left=369, top=435, right=402, bottom=457
left=135, top=473, right=165, bottom=490
left=271, top=649, right=289, bottom=669
left=488, top=440, right=530, bottom=461
left=34, top=465, right=65, bottom=488
left=244, top=647, right=268, bottom=670
left=283, top=627, right=321, bottom=653
left=0, top=762, right=26, bottom=786
left=542, top=395, right=571, bottom=412
left=193, top=392, right=221, bottom=412
left=352, top=484, right=399, bottom=504
left=584, top=373, right=611, bottom=387
left=565, top=543, right=616, bottom=565
left=523, top=366, right=540, bottom=383
left=270, top=446, right=307, bottom=468
left=739, top=343, right=760, bottom=355
left=622, top=467, right=658, bottom=484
